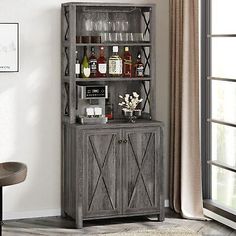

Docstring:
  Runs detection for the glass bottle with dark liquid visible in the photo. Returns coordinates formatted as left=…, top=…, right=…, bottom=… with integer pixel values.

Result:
left=97, top=46, right=107, bottom=77
left=89, top=46, right=98, bottom=78
left=123, top=46, right=132, bottom=77
left=75, top=50, right=80, bottom=78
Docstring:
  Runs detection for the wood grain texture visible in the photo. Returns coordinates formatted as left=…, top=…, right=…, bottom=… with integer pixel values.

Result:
left=61, top=2, right=163, bottom=229
left=68, top=4, right=77, bottom=123
left=123, top=128, right=160, bottom=215
left=63, top=123, right=164, bottom=228
left=83, top=129, right=122, bottom=218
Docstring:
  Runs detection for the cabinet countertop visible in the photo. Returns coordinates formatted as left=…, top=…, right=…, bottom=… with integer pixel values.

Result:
left=67, top=119, right=164, bottom=130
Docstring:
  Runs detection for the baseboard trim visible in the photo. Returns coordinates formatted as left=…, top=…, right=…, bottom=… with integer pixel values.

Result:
left=4, top=209, right=61, bottom=220
left=204, top=208, right=236, bottom=230
left=4, top=199, right=170, bottom=221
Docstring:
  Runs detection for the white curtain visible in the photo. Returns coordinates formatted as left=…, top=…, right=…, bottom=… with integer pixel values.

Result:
left=169, top=0, right=205, bottom=220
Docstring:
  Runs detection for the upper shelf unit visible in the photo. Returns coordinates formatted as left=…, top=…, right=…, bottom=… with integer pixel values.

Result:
left=61, top=3, right=156, bottom=124
left=62, top=4, right=152, bottom=44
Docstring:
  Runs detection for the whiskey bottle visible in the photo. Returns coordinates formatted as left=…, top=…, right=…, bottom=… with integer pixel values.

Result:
left=97, top=46, right=107, bottom=77
left=123, top=46, right=132, bottom=77
left=81, top=46, right=91, bottom=78
left=75, top=50, right=80, bottom=78
left=134, top=52, right=144, bottom=77
left=109, top=46, right=122, bottom=77
left=89, top=47, right=97, bottom=78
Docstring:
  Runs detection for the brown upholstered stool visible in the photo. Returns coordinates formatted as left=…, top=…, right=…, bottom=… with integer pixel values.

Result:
left=0, top=162, right=27, bottom=236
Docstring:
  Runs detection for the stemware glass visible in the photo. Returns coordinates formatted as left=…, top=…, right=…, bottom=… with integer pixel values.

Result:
left=84, top=13, right=93, bottom=32
left=121, top=21, right=129, bottom=32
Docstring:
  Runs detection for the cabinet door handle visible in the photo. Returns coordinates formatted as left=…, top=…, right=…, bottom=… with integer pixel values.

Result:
left=118, top=140, right=123, bottom=144
left=123, top=139, right=127, bottom=143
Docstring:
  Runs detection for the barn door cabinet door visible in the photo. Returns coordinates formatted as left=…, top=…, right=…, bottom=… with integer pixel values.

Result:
left=83, top=129, right=122, bottom=218
left=81, top=126, right=163, bottom=221
left=122, top=127, right=162, bottom=215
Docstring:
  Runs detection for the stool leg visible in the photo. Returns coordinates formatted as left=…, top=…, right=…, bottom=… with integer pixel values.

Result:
left=0, top=186, right=2, bottom=236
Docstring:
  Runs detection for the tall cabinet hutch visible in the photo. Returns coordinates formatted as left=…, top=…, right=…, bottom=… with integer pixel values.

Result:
left=61, top=2, right=164, bottom=228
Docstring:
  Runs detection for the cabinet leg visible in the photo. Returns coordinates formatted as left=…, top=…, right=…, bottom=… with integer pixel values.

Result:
left=158, top=211, right=165, bottom=222
left=61, top=210, right=66, bottom=218
left=75, top=206, right=83, bottom=229
left=75, top=217, right=83, bottom=229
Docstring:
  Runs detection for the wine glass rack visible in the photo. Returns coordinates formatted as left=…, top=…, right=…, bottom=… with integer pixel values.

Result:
left=61, top=3, right=156, bottom=123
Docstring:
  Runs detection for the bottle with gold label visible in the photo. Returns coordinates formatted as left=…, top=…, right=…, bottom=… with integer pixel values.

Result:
left=109, top=46, right=122, bottom=77
left=81, top=46, right=91, bottom=78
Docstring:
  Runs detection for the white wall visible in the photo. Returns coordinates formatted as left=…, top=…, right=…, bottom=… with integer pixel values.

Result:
left=0, top=0, right=169, bottom=219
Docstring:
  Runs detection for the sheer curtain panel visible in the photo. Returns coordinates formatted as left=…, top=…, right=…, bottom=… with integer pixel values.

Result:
left=169, top=0, right=204, bottom=220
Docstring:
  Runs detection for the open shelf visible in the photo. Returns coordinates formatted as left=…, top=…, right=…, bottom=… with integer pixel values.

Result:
left=75, top=76, right=151, bottom=82
left=62, top=76, right=151, bottom=83
left=75, top=42, right=151, bottom=47
left=63, top=41, right=151, bottom=47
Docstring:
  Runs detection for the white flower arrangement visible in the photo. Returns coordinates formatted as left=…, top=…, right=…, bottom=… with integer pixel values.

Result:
left=118, top=92, right=143, bottom=111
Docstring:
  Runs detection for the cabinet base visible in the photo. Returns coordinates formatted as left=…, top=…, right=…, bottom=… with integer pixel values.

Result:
left=66, top=212, right=165, bottom=229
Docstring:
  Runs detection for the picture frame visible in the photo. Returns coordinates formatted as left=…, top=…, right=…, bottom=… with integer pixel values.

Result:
left=0, top=23, right=19, bottom=72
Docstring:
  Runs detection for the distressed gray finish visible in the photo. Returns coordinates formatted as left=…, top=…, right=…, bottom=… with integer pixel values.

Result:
left=61, top=2, right=162, bottom=229
left=61, top=2, right=157, bottom=123
left=83, top=129, right=122, bottom=218
left=123, top=128, right=163, bottom=218
left=62, top=121, right=164, bottom=228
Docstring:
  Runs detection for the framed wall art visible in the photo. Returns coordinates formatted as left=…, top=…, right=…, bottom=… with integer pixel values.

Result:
left=0, top=23, right=19, bottom=72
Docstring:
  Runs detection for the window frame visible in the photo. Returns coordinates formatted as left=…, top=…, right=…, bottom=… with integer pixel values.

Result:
left=201, top=0, right=236, bottom=221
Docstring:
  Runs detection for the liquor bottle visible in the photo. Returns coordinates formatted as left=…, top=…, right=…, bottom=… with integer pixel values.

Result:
left=109, top=46, right=122, bottom=77
left=134, top=52, right=144, bottom=77
left=97, top=46, right=107, bottom=77
left=89, top=47, right=97, bottom=78
left=81, top=46, right=90, bottom=78
left=123, top=46, right=132, bottom=77
left=105, top=94, right=114, bottom=120
left=75, top=50, right=80, bottom=78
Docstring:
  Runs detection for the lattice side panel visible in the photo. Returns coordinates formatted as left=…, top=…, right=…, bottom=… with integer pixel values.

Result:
left=63, top=6, right=70, bottom=41
left=63, top=82, right=70, bottom=116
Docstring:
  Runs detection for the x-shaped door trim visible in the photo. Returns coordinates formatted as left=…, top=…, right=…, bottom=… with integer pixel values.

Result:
left=88, top=135, right=115, bottom=211
left=127, top=133, right=154, bottom=208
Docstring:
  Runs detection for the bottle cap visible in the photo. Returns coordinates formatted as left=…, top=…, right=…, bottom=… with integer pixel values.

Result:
left=113, top=46, right=118, bottom=53
left=125, top=46, right=129, bottom=51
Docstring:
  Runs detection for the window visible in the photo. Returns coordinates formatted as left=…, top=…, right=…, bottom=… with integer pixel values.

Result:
left=201, top=0, right=236, bottom=221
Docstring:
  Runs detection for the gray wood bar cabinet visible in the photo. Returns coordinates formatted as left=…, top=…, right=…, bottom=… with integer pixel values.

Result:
left=61, top=2, right=164, bottom=228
